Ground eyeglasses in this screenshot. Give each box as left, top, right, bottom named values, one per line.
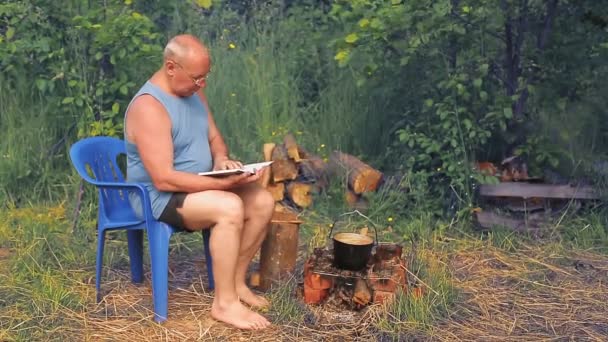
left=172, top=60, right=210, bottom=87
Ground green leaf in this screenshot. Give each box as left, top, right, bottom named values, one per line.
left=473, top=78, right=482, bottom=88
left=195, top=0, right=213, bottom=9
left=358, top=18, right=370, bottom=28
left=120, top=85, right=128, bottom=95
left=503, top=107, right=513, bottom=119
left=6, top=27, right=15, bottom=40
left=112, top=102, right=120, bottom=114
left=35, top=79, right=47, bottom=92
left=75, top=98, right=83, bottom=106
left=95, top=52, right=103, bottom=61
left=345, top=33, right=359, bottom=44
left=62, top=97, right=74, bottom=104
left=370, top=18, right=382, bottom=29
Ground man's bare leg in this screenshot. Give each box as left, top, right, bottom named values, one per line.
left=177, top=190, right=270, bottom=329
left=231, top=183, right=275, bottom=308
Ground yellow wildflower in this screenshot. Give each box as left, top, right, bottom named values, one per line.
left=229, top=43, right=236, bottom=49
left=387, top=217, right=393, bottom=222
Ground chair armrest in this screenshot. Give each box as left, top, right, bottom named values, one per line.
left=91, top=181, right=156, bottom=223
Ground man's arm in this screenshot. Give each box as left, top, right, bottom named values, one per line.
left=126, top=95, right=247, bottom=193
left=198, top=91, right=229, bottom=162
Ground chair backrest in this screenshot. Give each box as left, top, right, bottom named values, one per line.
left=69, top=136, right=131, bottom=216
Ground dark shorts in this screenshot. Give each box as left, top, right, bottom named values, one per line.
left=159, top=192, right=191, bottom=231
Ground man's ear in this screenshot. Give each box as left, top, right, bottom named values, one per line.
left=165, top=60, right=177, bottom=76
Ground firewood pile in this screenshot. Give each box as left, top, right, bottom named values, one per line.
left=258, top=133, right=384, bottom=211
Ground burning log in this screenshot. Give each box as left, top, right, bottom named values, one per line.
left=286, top=182, right=313, bottom=208
left=352, top=278, right=371, bottom=307
left=271, top=144, right=298, bottom=182
left=330, top=151, right=383, bottom=194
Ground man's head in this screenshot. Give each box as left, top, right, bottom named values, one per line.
left=163, top=34, right=211, bottom=97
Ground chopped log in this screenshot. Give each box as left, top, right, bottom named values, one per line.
left=271, top=144, right=298, bottom=182
left=344, top=189, right=369, bottom=210
left=267, top=182, right=285, bottom=201
left=297, top=147, right=330, bottom=190
left=352, top=278, right=371, bottom=307
left=259, top=211, right=301, bottom=291
left=263, top=143, right=276, bottom=161
left=287, top=182, right=313, bottom=208
left=475, top=211, right=545, bottom=233
left=283, top=133, right=301, bottom=162
left=258, top=143, right=276, bottom=188
left=330, top=151, right=383, bottom=194
left=479, top=182, right=600, bottom=200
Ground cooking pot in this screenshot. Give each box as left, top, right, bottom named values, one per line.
left=328, top=217, right=378, bottom=271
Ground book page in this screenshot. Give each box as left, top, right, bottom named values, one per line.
left=197, top=161, right=273, bottom=177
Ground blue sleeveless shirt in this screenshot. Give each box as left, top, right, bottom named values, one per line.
left=125, top=81, right=213, bottom=219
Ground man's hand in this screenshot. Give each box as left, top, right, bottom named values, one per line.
left=220, top=167, right=268, bottom=189
left=213, top=157, right=243, bottom=171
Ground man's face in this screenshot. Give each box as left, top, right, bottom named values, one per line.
left=167, top=54, right=211, bottom=97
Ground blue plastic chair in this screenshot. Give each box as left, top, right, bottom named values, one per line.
left=68, top=136, right=214, bottom=323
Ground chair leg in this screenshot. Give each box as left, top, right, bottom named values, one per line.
left=127, top=229, right=144, bottom=284
left=202, top=229, right=214, bottom=291
left=147, top=222, right=173, bottom=323
left=96, top=229, right=106, bottom=303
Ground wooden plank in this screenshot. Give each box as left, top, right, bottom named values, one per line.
left=479, top=182, right=599, bottom=200
left=475, top=211, right=544, bottom=233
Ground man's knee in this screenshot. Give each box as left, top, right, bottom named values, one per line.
left=216, top=193, right=245, bottom=226
left=253, top=188, right=275, bottom=217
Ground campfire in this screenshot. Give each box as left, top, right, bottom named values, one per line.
left=302, top=243, right=407, bottom=309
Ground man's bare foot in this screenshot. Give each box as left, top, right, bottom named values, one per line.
left=210, top=299, right=271, bottom=330
left=237, top=285, right=270, bottom=308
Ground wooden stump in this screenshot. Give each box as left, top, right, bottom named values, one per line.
left=259, top=206, right=302, bottom=291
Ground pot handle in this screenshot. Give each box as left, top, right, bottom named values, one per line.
left=327, top=210, right=379, bottom=246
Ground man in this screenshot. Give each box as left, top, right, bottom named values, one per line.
left=124, top=34, right=274, bottom=330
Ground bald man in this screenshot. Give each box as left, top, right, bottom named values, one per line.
left=124, top=34, right=273, bottom=330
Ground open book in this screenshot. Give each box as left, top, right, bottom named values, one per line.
left=197, top=161, right=273, bottom=177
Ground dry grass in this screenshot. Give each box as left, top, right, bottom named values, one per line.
left=429, top=241, right=608, bottom=341
left=3, top=236, right=608, bottom=341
